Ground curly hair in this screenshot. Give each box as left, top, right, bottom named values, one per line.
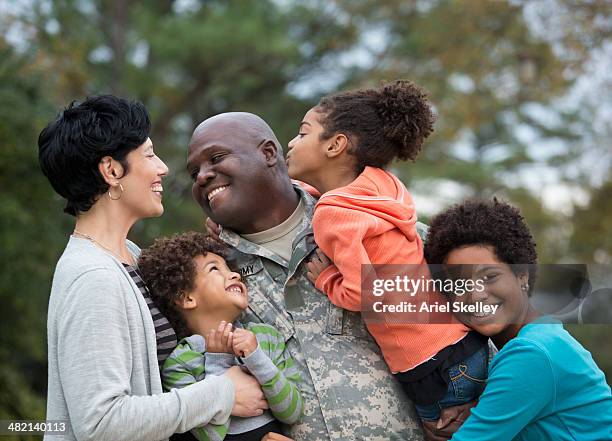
left=38, top=95, right=151, bottom=216
left=424, top=198, right=538, bottom=293
left=316, top=79, right=436, bottom=173
left=138, top=232, right=229, bottom=339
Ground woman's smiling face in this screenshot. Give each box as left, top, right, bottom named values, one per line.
left=445, top=245, right=530, bottom=341
left=119, top=138, right=168, bottom=220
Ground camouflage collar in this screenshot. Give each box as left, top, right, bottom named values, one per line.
left=219, top=184, right=316, bottom=266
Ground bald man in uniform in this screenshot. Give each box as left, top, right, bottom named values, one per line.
left=186, top=113, right=424, bottom=441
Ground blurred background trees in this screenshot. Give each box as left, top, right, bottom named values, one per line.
left=1, top=0, right=610, bottom=429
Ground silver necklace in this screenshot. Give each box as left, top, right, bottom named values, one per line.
left=73, top=229, right=134, bottom=265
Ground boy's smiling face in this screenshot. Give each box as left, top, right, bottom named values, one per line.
left=182, top=253, right=248, bottom=320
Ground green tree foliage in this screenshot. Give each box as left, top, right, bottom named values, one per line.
left=570, top=179, right=612, bottom=263
left=0, top=39, right=64, bottom=427
left=325, top=0, right=593, bottom=264
left=26, top=0, right=360, bottom=241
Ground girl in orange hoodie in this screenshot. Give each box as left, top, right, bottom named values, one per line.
left=286, top=80, right=489, bottom=423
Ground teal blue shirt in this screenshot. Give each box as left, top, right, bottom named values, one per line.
left=452, top=318, right=612, bottom=441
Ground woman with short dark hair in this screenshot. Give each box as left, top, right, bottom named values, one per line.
left=424, top=198, right=612, bottom=441
left=40, top=95, right=265, bottom=441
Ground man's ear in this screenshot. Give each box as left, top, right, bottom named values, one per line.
left=98, top=156, right=125, bottom=185
left=260, top=140, right=279, bottom=167
left=175, top=292, right=197, bottom=311
left=325, top=134, right=350, bottom=159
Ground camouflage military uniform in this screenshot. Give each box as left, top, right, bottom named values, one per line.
left=221, top=185, right=424, bottom=440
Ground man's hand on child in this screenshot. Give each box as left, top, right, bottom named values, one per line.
left=306, top=248, right=332, bottom=284
left=233, top=328, right=258, bottom=358
left=206, top=321, right=234, bottom=353
left=421, top=399, right=476, bottom=441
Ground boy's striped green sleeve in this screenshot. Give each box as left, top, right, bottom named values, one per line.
left=162, top=337, right=231, bottom=441
left=244, top=323, right=303, bottom=424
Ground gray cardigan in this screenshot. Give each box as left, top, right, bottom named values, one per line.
left=45, top=237, right=234, bottom=441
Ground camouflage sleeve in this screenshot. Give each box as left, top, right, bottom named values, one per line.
left=243, top=324, right=303, bottom=424
left=162, top=341, right=231, bottom=441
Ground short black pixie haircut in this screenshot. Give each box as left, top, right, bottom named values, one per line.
left=424, top=198, right=538, bottom=293
left=138, top=232, right=230, bottom=339
left=38, top=95, right=151, bottom=216
left=316, top=79, right=435, bottom=174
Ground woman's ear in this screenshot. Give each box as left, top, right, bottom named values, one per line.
left=260, top=140, right=279, bottom=167
left=98, top=156, right=125, bottom=185
left=518, top=272, right=530, bottom=293
left=325, top=134, right=349, bottom=159
left=175, top=292, right=197, bottom=311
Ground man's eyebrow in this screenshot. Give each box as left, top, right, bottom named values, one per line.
left=299, top=121, right=311, bottom=128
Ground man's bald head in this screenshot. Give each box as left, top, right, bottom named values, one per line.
left=190, top=112, right=283, bottom=155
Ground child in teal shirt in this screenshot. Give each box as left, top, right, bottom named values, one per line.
left=425, top=198, right=612, bottom=440
left=450, top=317, right=612, bottom=441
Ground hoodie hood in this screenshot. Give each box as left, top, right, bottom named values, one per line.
left=316, top=166, right=418, bottom=240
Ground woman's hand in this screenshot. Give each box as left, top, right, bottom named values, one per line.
left=233, top=328, right=258, bottom=358
left=306, top=248, right=333, bottom=284
left=421, top=400, right=476, bottom=441
left=206, top=321, right=234, bottom=353
left=260, top=433, right=295, bottom=441
left=223, top=366, right=268, bottom=417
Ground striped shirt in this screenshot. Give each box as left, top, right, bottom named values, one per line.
left=162, top=322, right=303, bottom=441
left=123, top=263, right=177, bottom=367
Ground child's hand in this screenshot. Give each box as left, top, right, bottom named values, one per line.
left=306, top=248, right=332, bottom=284
left=232, top=328, right=258, bottom=358
left=206, top=321, right=234, bottom=353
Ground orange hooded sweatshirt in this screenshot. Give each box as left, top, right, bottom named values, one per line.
left=313, top=166, right=469, bottom=373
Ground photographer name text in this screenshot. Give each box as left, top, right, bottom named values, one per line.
left=371, top=300, right=499, bottom=314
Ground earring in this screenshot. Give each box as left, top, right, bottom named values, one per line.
left=522, top=283, right=529, bottom=292
left=108, top=184, right=124, bottom=200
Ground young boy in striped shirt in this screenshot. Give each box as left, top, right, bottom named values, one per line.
left=138, top=232, right=302, bottom=441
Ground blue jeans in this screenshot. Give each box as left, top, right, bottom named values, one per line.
left=414, top=345, right=488, bottom=421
